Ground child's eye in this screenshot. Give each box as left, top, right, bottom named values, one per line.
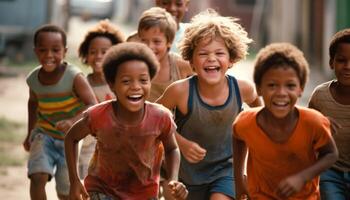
left=267, top=83, right=276, bottom=88
left=198, top=52, right=208, bottom=56
left=216, top=52, right=225, bottom=56
left=140, top=79, right=149, bottom=84
left=287, top=83, right=297, bottom=89
left=335, top=58, right=346, bottom=63
left=121, top=79, right=130, bottom=84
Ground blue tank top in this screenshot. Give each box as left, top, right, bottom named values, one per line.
left=175, top=75, right=242, bottom=185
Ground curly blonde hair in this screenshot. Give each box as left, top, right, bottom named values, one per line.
left=179, top=9, right=252, bottom=63
left=253, top=43, right=309, bottom=89
left=79, top=19, right=125, bottom=64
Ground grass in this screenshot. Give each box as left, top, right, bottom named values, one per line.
left=0, top=117, right=26, bottom=167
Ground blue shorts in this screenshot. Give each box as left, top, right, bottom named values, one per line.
left=320, top=168, right=350, bottom=200
left=27, top=128, right=69, bottom=195
left=185, top=176, right=235, bottom=200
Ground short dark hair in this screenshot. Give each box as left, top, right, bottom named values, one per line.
left=329, top=28, right=350, bottom=62
left=79, top=20, right=125, bottom=64
left=253, top=43, right=309, bottom=89
left=103, top=42, right=159, bottom=84
left=34, top=24, right=66, bottom=47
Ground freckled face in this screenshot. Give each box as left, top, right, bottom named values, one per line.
left=191, top=37, right=233, bottom=85
left=34, top=32, right=67, bottom=72
left=257, top=66, right=303, bottom=119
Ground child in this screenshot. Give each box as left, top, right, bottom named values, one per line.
left=308, top=29, right=350, bottom=199
left=156, top=9, right=261, bottom=200
left=233, top=43, right=339, bottom=199
left=77, top=19, right=125, bottom=179
left=22, top=24, right=97, bottom=200
left=155, top=0, right=190, bottom=53
left=138, top=6, right=193, bottom=102
left=65, top=42, right=188, bottom=200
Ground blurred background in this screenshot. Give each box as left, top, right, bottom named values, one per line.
left=0, top=0, right=349, bottom=199
left=0, top=0, right=349, bottom=75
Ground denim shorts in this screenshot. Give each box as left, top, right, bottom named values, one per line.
left=184, top=176, right=235, bottom=200
left=320, top=168, right=350, bottom=200
left=27, top=128, right=69, bottom=195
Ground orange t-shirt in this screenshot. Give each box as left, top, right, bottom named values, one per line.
left=233, top=106, right=331, bottom=200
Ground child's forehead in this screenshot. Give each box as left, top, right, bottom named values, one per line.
left=262, top=65, right=299, bottom=79
left=36, top=32, right=64, bottom=45
left=139, top=26, right=166, bottom=35
left=335, top=43, right=350, bottom=54
left=195, top=36, right=226, bottom=48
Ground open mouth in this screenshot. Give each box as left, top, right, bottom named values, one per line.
left=204, top=66, right=220, bottom=72
left=127, top=94, right=143, bottom=102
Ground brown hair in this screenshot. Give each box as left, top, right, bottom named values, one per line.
left=79, top=20, right=125, bottom=64
left=138, top=7, right=177, bottom=44
left=103, top=42, right=159, bottom=84
left=329, top=28, right=350, bottom=63
left=253, top=43, right=309, bottom=89
left=34, top=24, right=66, bottom=47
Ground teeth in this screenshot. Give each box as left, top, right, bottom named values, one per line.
left=129, top=94, right=142, bottom=98
left=274, top=102, right=288, bottom=106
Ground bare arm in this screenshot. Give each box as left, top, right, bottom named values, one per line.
left=233, top=127, right=249, bottom=199
left=23, top=89, right=38, bottom=152
left=56, top=73, right=97, bottom=133
left=64, top=115, right=91, bottom=200
left=156, top=80, right=206, bottom=163
left=276, top=137, right=338, bottom=198
left=237, top=79, right=262, bottom=107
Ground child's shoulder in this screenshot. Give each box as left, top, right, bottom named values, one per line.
left=170, top=52, right=193, bottom=78
left=234, top=107, right=261, bottom=126
left=145, top=101, right=173, bottom=117
left=26, top=65, right=41, bottom=83
left=313, top=80, right=333, bottom=92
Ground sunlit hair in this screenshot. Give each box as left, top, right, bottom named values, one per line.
left=179, top=9, right=252, bottom=64
left=253, top=43, right=309, bottom=89
left=34, top=24, right=66, bottom=47
left=103, top=42, right=159, bottom=84
left=138, top=7, right=177, bottom=44
left=329, top=28, right=350, bottom=62
left=79, top=19, right=125, bottom=64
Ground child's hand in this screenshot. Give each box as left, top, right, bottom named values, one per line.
left=56, top=119, right=73, bottom=133
left=276, top=174, right=305, bottom=198
left=69, top=180, right=89, bottom=200
left=179, top=140, right=206, bottom=163
left=168, top=180, right=188, bottom=200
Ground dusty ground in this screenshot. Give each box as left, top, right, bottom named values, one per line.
left=0, top=72, right=58, bottom=199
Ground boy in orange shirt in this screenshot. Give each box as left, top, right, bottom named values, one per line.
left=233, top=43, right=338, bottom=199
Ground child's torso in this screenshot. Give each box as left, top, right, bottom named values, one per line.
left=26, top=64, right=85, bottom=139
left=175, top=75, right=242, bottom=185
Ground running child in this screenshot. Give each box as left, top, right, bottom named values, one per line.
left=65, top=42, right=188, bottom=200
left=77, top=19, right=125, bottom=179
left=23, top=24, right=97, bottom=200
left=308, top=28, right=350, bottom=200
left=157, top=9, right=261, bottom=200
left=138, top=6, right=193, bottom=102
left=233, top=43, right=338, bottom=199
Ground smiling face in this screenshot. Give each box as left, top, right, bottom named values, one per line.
left=139, top=27, right=170, bottom=62
left=156, top=0, right=188, bottom=26
left=191, top=36, right=233, bottom=85
left=34, top=32, right=67, bottom=72
left=258, top=66, right=303, bottom=119
left=330, top=43, right=350, bottom=86
left=110, top=60, right=151, bottom=113
left=87, top=36, right=113, bottom=73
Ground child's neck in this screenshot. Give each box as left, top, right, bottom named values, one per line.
left=153, top=54, right=170, bottom=83
left=257, top=107, right=299, bottom=143
left=197, top=77, right=229, bottom=106
left=331, top=80, right=350, bottom=105
left=89, top=71, right=106, bottom=85
left=38, top=63, right=66, bottom=85
left=112, top=101, right=145, bottom=126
